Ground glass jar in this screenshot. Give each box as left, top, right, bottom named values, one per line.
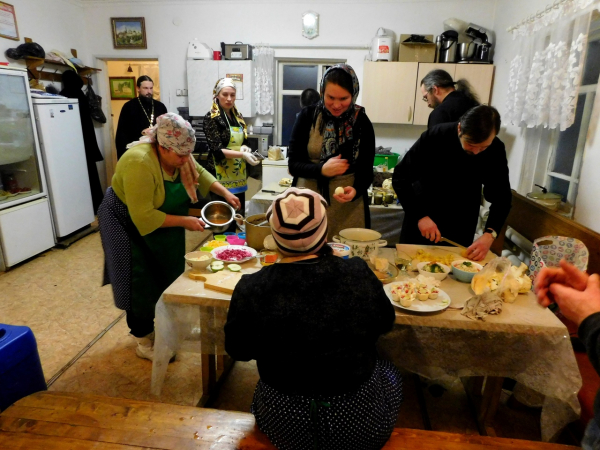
left=258, top=250, right=278, bottom=266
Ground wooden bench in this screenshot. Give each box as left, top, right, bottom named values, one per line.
left=491, top=190, right=600, bottom=437
left=0, top=391, right=580, bottom=449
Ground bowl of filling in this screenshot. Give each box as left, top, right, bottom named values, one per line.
left=184, top=251, right=213, bottom=270
left=417, top=261, right=451, bottom=281
left=211, top=245, right=257, bottom=263
left=451, top=260, right=483, bottom=283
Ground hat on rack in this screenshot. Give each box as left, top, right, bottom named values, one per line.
left=5, top=42, right=45, bottom=60
left=266, top=187, right=328, bottom=256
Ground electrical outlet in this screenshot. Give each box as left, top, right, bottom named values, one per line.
left=182, top=89, right=188, bottom=96
left=176, top=89, right=182, bottom=96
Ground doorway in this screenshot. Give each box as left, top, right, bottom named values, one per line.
left=97, top=58, right=161, bottom=185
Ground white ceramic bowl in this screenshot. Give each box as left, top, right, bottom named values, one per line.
left=417, top=261, right=450, bottom=281
left=451, top=260, right=483, bottom=283
left=184, top=251, right=212, bottom=270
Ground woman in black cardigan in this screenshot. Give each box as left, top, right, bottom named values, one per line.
left=288, top=64, right=375, bottom=238
left=203, top=78, right=260, bottom=218
left=225, top=188, right=402, bottom=450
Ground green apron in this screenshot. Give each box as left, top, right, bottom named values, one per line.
left=129, top=174, right=190, bottom=321
left=214, top=118, right=247, bottom=194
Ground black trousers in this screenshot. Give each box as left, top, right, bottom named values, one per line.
left=126, top=309, right=155, bottom=338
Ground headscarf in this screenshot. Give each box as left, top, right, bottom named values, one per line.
left=266, top=188, right=328, bottom=256
left=209, top=78, right=248, bottom=139
left=314, top=64, right=364, bottom=163
left=127, top=112, right=200, bottom=202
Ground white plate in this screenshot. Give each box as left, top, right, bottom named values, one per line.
left=211, top=245, right=257, bottom=263
left=384, top=282, right=452, bottom=313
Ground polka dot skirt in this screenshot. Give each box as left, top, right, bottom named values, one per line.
left=251, top=359, right=403, bottom=450
left=98, top=187, right=132, bottom=310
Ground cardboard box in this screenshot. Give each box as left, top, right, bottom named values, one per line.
left=398, top=34, right=436, bottom=63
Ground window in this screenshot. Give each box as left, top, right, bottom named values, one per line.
left=276, top=61, right=340, bottom=146
left=519, top=14, right=600, bottom=217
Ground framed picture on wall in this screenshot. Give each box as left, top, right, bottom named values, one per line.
left=109, top=77, right=136, bottom=100
left=0, top=2, right=19, bottom=41
left=111, top=17, right=146, bottom=49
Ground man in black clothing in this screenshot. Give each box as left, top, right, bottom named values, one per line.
left=421, top=69, right=479, bottom=128
left=115, top=75, right=167, bottom=159
left=392, top=105, right=511, bottom=261
left=535, top=260, right=600, bottom=449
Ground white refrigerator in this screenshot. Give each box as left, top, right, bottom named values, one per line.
left=32, top=98, right=94, bottom=239
left=0, top=67, right=55, bottom=270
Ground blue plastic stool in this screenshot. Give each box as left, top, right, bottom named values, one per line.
left=0, top=324, right=47, bottom=411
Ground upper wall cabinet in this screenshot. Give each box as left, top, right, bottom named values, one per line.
left=362, top=62, right=495, bottom=126
left=187, top=60, right=255, bottom=118
left=362, top=62, right=418, bottom=124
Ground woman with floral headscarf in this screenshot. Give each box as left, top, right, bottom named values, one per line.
left=288, top=64, right=375, bottom=238
left=204, top=78, right=260, bottom=221
left=98, top=113, right=240, bottom=361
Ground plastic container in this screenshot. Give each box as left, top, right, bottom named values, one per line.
left=328, top=243, right=351, bottom=259
left=373, top=153, right=399, bottom=170
left=0, top=324, right=47, bottom=411
left=214, top=235, right=227, bottom=241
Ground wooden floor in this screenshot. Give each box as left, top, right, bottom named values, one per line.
left=0, top=392, right=581, bottom=450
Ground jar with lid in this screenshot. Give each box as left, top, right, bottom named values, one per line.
left=3, top=173, right=18, bottom=193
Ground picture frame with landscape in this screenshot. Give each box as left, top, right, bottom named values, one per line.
left=109, top=77, right=136, bottom=100
left=111, top=17, right=146, bottom=49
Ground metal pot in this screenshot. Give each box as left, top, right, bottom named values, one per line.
left=201, top=201, right=235, bottom=233
left=458, top=42, right=476, bottom=61
left=332, top=228, right=387, bottom=260
left=245, top=213, right=272, bottom=251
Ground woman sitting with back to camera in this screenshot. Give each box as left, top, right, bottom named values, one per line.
left=288, top=64, right=375, bottom=238
left=224, top=187, right=402, bottom=450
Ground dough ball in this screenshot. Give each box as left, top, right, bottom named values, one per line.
left=334, top=186, right=345, bottom=196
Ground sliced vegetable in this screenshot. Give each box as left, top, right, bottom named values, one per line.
left=227, top=264, right=242, bottom=272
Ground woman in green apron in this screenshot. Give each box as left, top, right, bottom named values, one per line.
left=204, top=78, right=261, bottom=224
left=100, top=113, right=240, bottom=361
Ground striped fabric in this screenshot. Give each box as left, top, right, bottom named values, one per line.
left=266, top=188, right=328, bottom=256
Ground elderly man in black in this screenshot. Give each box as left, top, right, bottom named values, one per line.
left=392, top=105, right=511, bottom=261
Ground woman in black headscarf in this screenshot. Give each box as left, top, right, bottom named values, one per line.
left=288, top=64, right=375, bottom=239
left=60, top=70, right=104, bottom=214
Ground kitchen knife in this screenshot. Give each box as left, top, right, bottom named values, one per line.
left=440, top=236, right=467, bottom=250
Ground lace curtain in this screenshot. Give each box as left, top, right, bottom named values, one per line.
left=505, top=1, right=597, bottom=131
left=253, top=45, right=274, bottom=115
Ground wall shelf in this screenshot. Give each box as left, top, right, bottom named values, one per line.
left=24, top=53, right=101, bottom=85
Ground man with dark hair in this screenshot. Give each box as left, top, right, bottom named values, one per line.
left=392, top=105, right=511, bottom=261
left=421, top=69, right=479, bottom=128
left=300, top=88, right=320, bottom=108
left=115, top=75, right=167, bottom=159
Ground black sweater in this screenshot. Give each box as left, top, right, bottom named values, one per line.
left=288, top=105, right=375, bottom=202
left=115, top=98, right=167, bottom=159
left=428, top=90, right=479, bottom=128
left=392, top=122, right=512, bottom=247
left=224, top=255, right=395, bottom=396
left=578, top=312, right=600, bottom=426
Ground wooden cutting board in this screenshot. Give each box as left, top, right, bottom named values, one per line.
left=188, top=271, right=243, bottom=294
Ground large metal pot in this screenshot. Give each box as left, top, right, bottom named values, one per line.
left=245, top=213, right=272, bottom=251
left=201, top=201, right=235, bottom=234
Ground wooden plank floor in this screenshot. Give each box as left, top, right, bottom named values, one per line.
left=0, top=392, right=581, bottom=450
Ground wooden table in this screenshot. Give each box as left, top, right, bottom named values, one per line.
left=150, top=244, right=581, bottom=441
left=381, top=244, right=581, bottom=442
left=0, top=391, right=578, bottom=449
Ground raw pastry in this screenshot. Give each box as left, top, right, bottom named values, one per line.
left=334, top=186, right=345, bottom=196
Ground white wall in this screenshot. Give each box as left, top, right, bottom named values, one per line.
left=492, top=0, right=600, bottom=233
left=81, top=0, right=496, bottom=163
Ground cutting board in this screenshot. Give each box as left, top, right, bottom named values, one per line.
left=396, top=243, right=495, bottom=272
left=188, top=271, right=243, bottom=294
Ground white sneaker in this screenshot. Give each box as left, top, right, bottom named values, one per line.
left=134, top=332, right=155, bottom=361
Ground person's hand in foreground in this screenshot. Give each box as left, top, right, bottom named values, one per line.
left=332, top=186, right=356, bottom=203
left=321, top=154, right=349, bottom=178
left=535, top=259, right=590, bottom=307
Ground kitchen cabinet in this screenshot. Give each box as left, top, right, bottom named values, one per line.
left=187, top=60, right=254, bottom=118
left=361, top=62, right=418, bottom=124
left=362, top=62, right=495, bottom=126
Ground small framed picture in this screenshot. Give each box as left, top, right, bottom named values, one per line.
left=0, top=2, right=19, bottom=41
left=111, top=17, right=146, bottom=49
left=109, top=77, right=136, bottom=100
